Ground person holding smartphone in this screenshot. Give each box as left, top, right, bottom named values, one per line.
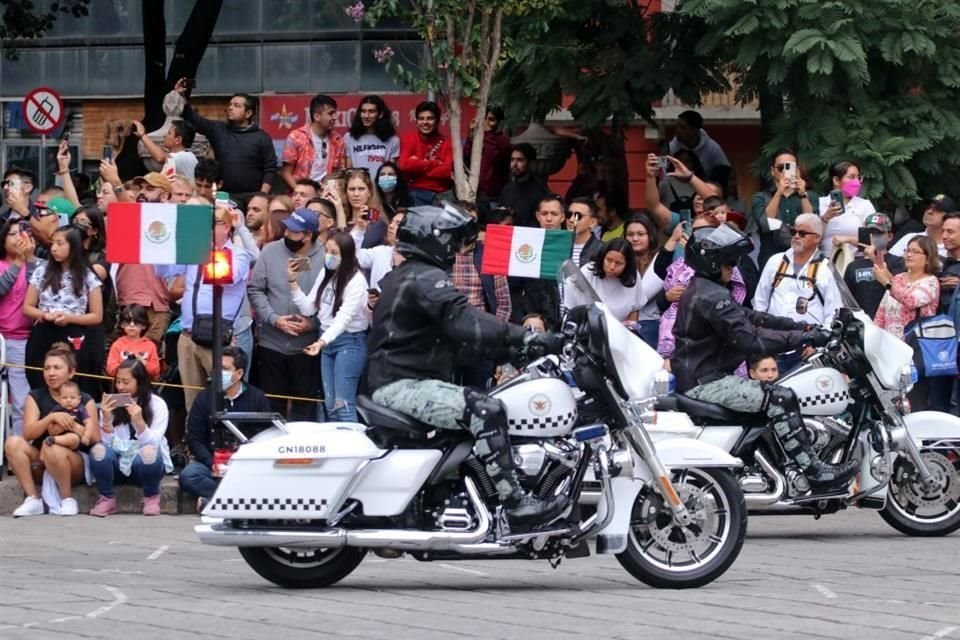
left=343, top=168, right=387, bottom=248
left=842, top=213, right=905, bottom=317
left=818, top=160, right=876, bottom=256
left=0, top=217, right=38, bottom=437
left=89, top=359, right=172, bottom=517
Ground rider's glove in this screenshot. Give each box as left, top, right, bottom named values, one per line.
left=523, top=331, right=565, bottom=357
left=801, top=328, right=833, bottom=348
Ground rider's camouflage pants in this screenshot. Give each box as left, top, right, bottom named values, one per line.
left=372, top=379, right=518, bottom=502
left=685, top=377, right=805, bottom=461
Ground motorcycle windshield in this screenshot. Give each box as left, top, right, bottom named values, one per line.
left=825, top=259, right=862, bottom=312
left=559, top=259, right=602, bottom=305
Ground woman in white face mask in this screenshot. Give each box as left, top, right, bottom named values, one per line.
left=374, top=161, right=412, bottom=221
left=288, top=232, right=370, bottom=422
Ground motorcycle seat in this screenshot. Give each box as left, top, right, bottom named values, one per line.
left=655, top=394, right=757, bottom=424
left=356, top=395, right=436, bottom=438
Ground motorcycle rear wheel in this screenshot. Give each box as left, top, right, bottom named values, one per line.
left=880, top=448, right=960, bottom=537
left=239, top=546, right=366, bottom=588
left=616, top=467, right=747, bottom=589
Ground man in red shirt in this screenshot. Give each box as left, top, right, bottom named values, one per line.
left=399, top=101, right=453, bottom=206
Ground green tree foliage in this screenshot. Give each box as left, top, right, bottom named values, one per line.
left=681, top=0, right=960, bottom=203
left=1, top=0, right=90, bottom=60
left=366, top=0, right=563, bottom=200
left=493, top=3, right=729, bottom=133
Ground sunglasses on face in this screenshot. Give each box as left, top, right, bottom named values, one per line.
left=791, top=229, right=819, bottom=238
left=31, top=209, right=57, bottom=219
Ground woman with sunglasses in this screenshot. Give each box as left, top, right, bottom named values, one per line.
left=344, top=168, right=388, bottom=248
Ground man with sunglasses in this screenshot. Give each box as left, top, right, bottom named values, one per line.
left=1, top=167, right=36, bottom=223
left=753, top=213, right=842, bottom=372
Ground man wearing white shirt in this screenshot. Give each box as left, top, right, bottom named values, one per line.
left=890, top=194, right=955, bottom=259
left=754, top=213, right=842, bottom=327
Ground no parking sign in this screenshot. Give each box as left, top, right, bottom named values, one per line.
left=22, top=87, right=64, bottom=135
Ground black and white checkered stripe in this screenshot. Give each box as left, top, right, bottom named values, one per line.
left=508, top=410, right=576, bottom=431
left=799, top=391, right=849, bottom=408
left=210, top=497, right=327, bottom=512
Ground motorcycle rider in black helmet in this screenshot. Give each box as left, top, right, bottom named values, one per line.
left=367, top=203, right=569, bottom=527
left=673, top=224, right=859, bottom=492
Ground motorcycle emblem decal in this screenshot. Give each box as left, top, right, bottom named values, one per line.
left=515, top=243, right=537, bottom=264
left=528, top=394, right=551, bottom=416
left=939, top=350, right=950, bottom=362
left=815, top=375, right=834, bottom=392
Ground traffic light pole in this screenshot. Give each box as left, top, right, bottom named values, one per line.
left=211, top=282, right=224, bottom=449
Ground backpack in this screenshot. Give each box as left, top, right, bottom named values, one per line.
left=904, top=315, right=959, bottom=378
left=772, top=254, right=825, bottom=306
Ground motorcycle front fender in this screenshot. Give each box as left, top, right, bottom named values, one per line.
left=903, top=411, right=960, bottom=446
left=595, top=437, right=742, bottom=554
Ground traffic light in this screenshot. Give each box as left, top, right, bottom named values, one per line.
left=203, top=247, right=234, bottom=285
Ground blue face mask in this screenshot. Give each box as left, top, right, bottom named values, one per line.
left=221, top=370, right=236, bottom=390
left=377, top=175, right=398, bottom=192
left=324, top=254, right=341, bottom=271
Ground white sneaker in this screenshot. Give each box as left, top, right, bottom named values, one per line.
left=12, top=496, right=45, bottom=517
left=58, top=498, right=79, bottom=516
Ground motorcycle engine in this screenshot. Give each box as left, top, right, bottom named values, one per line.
left=512, top=437, right=582, bottom=498
left=803, top=417, right=851, bottom=458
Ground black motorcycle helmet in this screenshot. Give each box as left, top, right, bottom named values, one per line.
left=396, top=203, right=479, bottom=269
left=685, top=224, right=753, bottom=280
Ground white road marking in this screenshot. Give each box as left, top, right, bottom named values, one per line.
left=72, top=568, right=144, bottom=575
left=147, top=545, right=170, bottom=560
left=86, top=585, right=128, bottom=619
left=437, top=563, right=488, bottom=577
left=812, top=584, right=837, bottom=599
left=49, top=616, right=81, bottom=624
left=921, top=627, right=957, bottom=640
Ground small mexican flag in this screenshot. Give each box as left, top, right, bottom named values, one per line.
left=481, top=224, right=573, bottom=279
left=106, top=202, right=213, bottom=265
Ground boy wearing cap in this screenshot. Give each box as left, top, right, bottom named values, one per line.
left=30, top=196, right=76, bottom=258
left=890, top=194, right=955, bottom=259
left=843, top=213, right=905, bottom=317
left=247, top=207, right=324, bottom=420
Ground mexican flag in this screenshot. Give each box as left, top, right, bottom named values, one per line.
left=106, top=202, right=213, bottom=265
left=481, top=224, right=573, bottom=279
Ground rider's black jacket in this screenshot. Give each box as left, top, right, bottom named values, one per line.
left=673, top=276, right=807, bottom=393
left=367, top=258, right=527, bottom=390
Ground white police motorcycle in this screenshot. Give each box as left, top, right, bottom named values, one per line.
left=644, top=269, right=960, bottom=536
left=195, top=264, right=748, bottom=589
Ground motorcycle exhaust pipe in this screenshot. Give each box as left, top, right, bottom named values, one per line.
left=196, top=477, right=491, bottom=550
left=743, top=451, right=786, bottom=507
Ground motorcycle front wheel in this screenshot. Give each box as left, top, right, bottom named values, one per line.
left=239, top=546, right=366, bottom=588
left=880, top=447, right=960, bottom=537
left=616, top=467, right=747, bottom=589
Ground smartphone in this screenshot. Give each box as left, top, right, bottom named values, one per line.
left=102, top=145, right=113, bottom=161
left=289, top=256, right=310, bottom=272
left=829, top=190, right=845, bottom=213
left=367, top=287, right=379, bottom=295
left=656, top=156, right=670, bottom=173
left=103, top=393, right=133, bottom=407
left=872, top=234, right=888, bottom=252
left=368, top=207, right=381, bottom=223
left=679, top=208, right=692, bottom=232
left=60, top=130, right=71, bottom=142
left=857, top=227, right=872, bottom=247
left=783, top=161, right=796, bottom=181
left=18, top=220, right=31, bottom=236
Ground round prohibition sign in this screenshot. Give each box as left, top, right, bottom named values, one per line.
left=22, top=87, right=64, bottom=135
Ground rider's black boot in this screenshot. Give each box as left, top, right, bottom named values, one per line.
left=464, top=389, right=569, bottom=528
left=766, top=387, right=858, bottom=492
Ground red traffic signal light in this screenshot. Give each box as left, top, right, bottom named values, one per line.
left=202, top=247, right=234, bottom=285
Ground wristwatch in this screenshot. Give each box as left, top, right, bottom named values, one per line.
left=797, top=191, right=808, bottom=199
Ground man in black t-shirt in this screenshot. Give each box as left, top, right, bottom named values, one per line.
left=843, top=213, right=904, bottom=318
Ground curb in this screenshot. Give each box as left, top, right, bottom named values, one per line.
left=0, top=476, right=197, bottom=515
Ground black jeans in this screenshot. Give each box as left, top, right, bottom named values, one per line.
left=26, top=321, right=105, bottom=398
left=257, top=347, right=321, bottom=421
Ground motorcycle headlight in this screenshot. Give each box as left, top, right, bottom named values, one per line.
left=898, top=364, right=917, bottom=392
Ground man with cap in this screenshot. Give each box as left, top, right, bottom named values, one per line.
left=132, top=172, right=172, bottom=203
left=843, top=213, right=905, bottom=318
left=890, top=194, right=955, bottom=259
left=29, top=196, right=77, bottom=260
left=247, top=207, right=324, bottom=420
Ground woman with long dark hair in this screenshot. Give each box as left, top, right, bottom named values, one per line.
left=564, top=238, right=644, bottom=323
left=89, top=358, right=172, bottom=516
left=289, top=232, right=369, bottom=422
left=818, top=159, right=875, bottom=254
left=70, top=205, right=115, bottom=339
left=374, top=160, right=412, bottom=220
left=23, top=225, right=104, bottom=397
left=345, top=95, right=400, bottom=178
left=623, top=214, right=665, bottom=348
left=0, top=217, right=38, bottom=436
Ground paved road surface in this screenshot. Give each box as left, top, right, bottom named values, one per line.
left=0, top=511, right=957, bottom=640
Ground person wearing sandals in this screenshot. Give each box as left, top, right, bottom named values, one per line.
left=89, top=358, right=172, bottom=517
